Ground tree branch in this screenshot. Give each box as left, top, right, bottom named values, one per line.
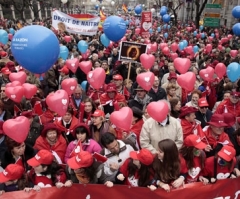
left=198, top=0, right=208, bottom=16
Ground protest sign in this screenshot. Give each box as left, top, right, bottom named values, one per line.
left=140, top=11, right=152, bottom=38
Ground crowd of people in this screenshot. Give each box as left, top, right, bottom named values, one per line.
left=0, top=13, right=239, bottom=196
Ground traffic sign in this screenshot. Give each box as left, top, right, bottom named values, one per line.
left=205, top=4, right=221, bottom=8
left=204, top=18, right=220, bottom=27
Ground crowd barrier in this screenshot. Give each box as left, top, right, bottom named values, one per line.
left=3, top=178, right=240, bottom=199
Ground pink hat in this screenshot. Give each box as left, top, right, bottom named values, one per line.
left=58, top=66, right=69, bottom=75
left=130, top=149, right=154, bottom=165
left=27, top=150, right=54, bottom=166
left=184, top=134, right=207, bottom=149
left=67, top=151, right=93, bottom=170
left=0, top=164, right=24, bottom=183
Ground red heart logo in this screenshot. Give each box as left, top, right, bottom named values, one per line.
left=110, top=107, right=133, bottom=131
left=199, top=67, right=214, bottom=82
left=5, top=86, right=24, bottom=103
left=147, top=101, right=169, bottom=122
left=65, top=58, right=79, bottom=73
left=3, top=116, right=30, bottom=143
left=9, top=71, right=27, bottom=84
left=136, top=72, right=155, bottom=91
left=174, top=58, right=191, bottom=74
left=64, top=35, right=71, bottom=43
left=215, top=63, right=226, bottom=79
left=87, top=68, right=106, bottom=90
left=177, top=72, right=196, bottom=91
left=79, top=61, right=92, bottom=74
left=140, top=53, right=155, bottom=70
left=6, top=81, right=21, bottom=88
left=22, top=83, right=37, bottom=99
left=46, top=90, right=69, bottom=116
left=61, top=78, right=78, bottom=95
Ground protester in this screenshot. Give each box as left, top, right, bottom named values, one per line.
left=169, top=97, right=181, bottom=118
left=79, top=97, right=96, bottom=125
left=185, top=90, right=202, bottom=108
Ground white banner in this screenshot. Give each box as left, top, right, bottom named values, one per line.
left=52, top=10, right=100, bottom=36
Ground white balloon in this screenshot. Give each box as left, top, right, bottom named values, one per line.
left=91, top=0, right=97, bottom=2
left=111, top=1, right=115, bottom=5
left=151, top=8, right=155, bottom=13
left=102, top=6, right=105, bottom=10
left=61, top=0, right=68, bottom=4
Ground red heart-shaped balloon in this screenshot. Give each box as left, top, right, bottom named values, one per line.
left=61, top=78, right=78, bottom=95
left=205, top=44, right=212, bottom=53
left=87, top=68, right=106, bottom=89
left=5, top=86, right=24, bottom=103
left=170, top=53, right=178, bottom=60
left=81, top=49, right=91, bottom=60
left=159, top=43, right=168, bottom=50
left=184, top=46, right=193, bottom=55
left=22, top=83, right=37, bottom=99
left=6, top=81, right=21, bottom=88
left=215, top=63, right=226, bottom=79
left=170, top=42, right=178, bottom=52
left=79, top=61, right=92, bottom=74
left=110, top=107, right=133, bottom=131
left=3, top=116, right=30, bottom=143
left=162, top=47, right=170, bottom=56
left=64, top=35, right=71, bottom=43
left=147, top=101, right=169, bottom=122
left=177, top=72, right=196, bottom=91
left=65, top=58, right=79, bottom=73
left=136, top=72, right=155, bottom=91
left=199, top=67, right=214, bottom=82
left=174, top=58, right=191, bottom=74
left=135, top=28, right=140, bottom=34
left=230, top=50, right=238, bottom=58
left=9, top=71, right=27, bottom=84
left=140, top=53, right=155, bottom=70
left=46, top=90, right=69, bottom=116
left=150, top=42, right=158, bottom=53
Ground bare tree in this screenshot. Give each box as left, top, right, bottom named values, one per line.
left=195, top=0, right=208, bottom=29
left=168, top=0, right=183, bottom=26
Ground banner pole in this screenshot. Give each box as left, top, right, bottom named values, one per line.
left=126, top=62, right=132, bottom=85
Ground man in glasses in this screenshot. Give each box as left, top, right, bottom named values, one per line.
left=195, top=98, right=213, bottom=128
left=215, top=91, right=240, bottom=117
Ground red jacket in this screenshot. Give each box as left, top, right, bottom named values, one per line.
left=180, top=119, right=205, bottom=140
left=39, top=109, right=55, bottom=125
left=54, top=116, right=79, bottom=136
left=215, top=98, right=240, bottom=117
left=34, top=135, right=67, bottom=163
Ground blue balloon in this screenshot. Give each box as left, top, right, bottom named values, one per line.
left=103, top=16, right=127, bottom=42
left=78, top=40, right=88, bottom=53
left=128, top=8, right=131, bottom=12
left=162, top=14, right=170, bottom=23
left=178, top=42, right=185, bottom=51
left=201, top=33, right=205, bottom=39
left=193, top=31, right=197, bottom=36
left=167, top=25, right=171, bottom=29
left=59, top=46, right=69, bottom=60
left=100, top=33, right=110, bottom=47
left=160, top=8, right=167, bottom=16
left=11, top=25, right=59, bottom=74
left=233, top=23, right=240, bottom=36
left=157, top=27, right=161, bottom=32
left=81, top=81, right=88, bottom=92
left=163, top=24, right=167, bottom=29
left=0, top=30, right=8, bottom=45
left=161, top=6, right=168, bottom=11
left=193, top=45, right=199, bottom=53
left=95, top=5, right=99, bottom=10
left=211, top=33, right=215, bottom=37
left=125, top=20, right=129, bottom=25
left=200, top=25, right=204, bottom=31
left=182, top=40, right=188, bottom=47
left=149, top=28, right=153, bottom=34
left=134, top=5, right=142, bottom=14
left=232, top=6, right=240, bottom=18
left=9, top=28, right=15, bottom=35
left=164, top=33, right=168, bottom=38
left=227, top=62, right=240, bottom=82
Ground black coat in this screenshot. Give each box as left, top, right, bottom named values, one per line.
left=195, top=110, right=213, bottom=128
left=148, top=87, right=167, bottom=102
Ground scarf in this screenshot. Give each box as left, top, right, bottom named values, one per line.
left=134, top=95, right=152, bottom=106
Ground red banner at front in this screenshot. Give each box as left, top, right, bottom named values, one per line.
left=140, top=11, right=152, bottom=38
left=2, top=178, right=240, bottom=199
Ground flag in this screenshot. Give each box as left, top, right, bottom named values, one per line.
left=100, top=9, right=106, bottom=20
left=122, top=4, right=128, bottom=13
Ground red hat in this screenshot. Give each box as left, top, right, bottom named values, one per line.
left=27, top=150, right=54, bottom=167
left=184, top=134, right=207, bottom=149
left=218, top=145, right=236, bottom=162
left=58, top=66, right=69, bottom=75
left=223, top=113, right=236, bottom=128
left=212, top=60, right=219, bottom=67
left=21, top=110, right=33, bottom=118
left=104, top=49, right=111, bottom=55
left=0, top=164, right=24, bottom=183
left=168, top=72, right=177, bottom=80
left=1, top=67, right=11, bottom=75
left=198, top=98, right=209, bottom=107
left=179, top=106, right=198, bottom=119
left=67, top=151, right=93, bottom=170
left=106, top=83, right=117, bottom=92
left=92, top=109, right=105, bottom=117
left=130, top=149, right=154, bottom=165
left=0, top=121, right=4, bottom=134
left=230, top=91, right=240, bottom=97
left=207, top=114, right=228, bottom=127
left=41, top=123, right=61, bottom=136
left=0, top=51, right=8, bottom=58
left=113, top=74, right=123, bottom=80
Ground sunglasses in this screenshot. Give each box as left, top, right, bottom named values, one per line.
left=200, top=106, right=208, bottom=109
